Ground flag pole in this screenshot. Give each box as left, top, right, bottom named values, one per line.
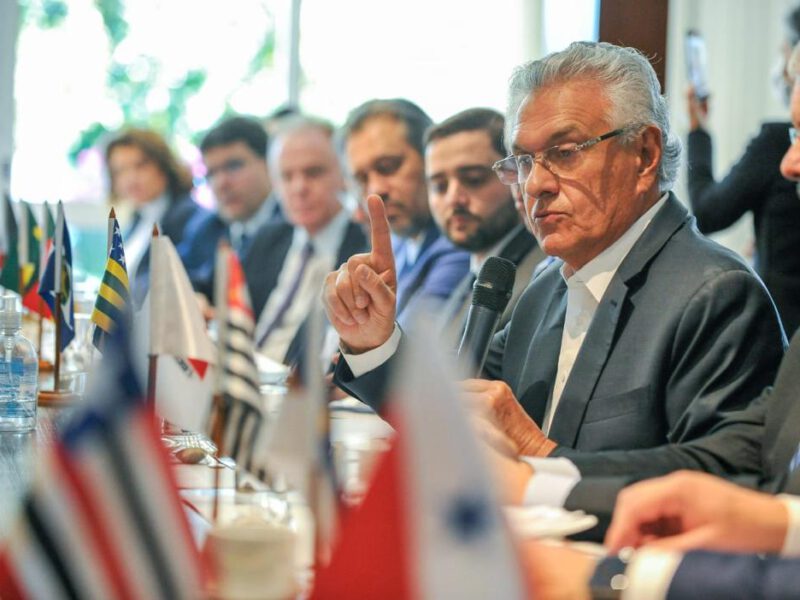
left=17, top=200, right=27, bottom=296
left=211, top=242, right=230, bottom=523
left=52, top=202, right=64, bottom=392
left=146, top=224, right=160, bottom=408
left=37, top=202, right=53, bottom=372
left=106, top=207, right=115, bottom=257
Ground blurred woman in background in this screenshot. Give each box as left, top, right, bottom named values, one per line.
left=105, top=128, right=206, bottom=303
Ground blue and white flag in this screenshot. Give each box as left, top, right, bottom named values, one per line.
left=38, top=201, right=74, bottom=352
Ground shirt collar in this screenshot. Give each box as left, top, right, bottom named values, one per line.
left=561, top=193, right=668, bottom=303
left=401, top=229, right=428, bottom=266
left=469, top=225, right=521, bottom=275
left=229, top=195, right=276, bottom=241
left=138, top=193, right=170, bottom=223
left=292, top=206, right=349, bottom=258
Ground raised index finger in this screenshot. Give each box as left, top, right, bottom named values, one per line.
left=366, top=194, right=394, bottom=273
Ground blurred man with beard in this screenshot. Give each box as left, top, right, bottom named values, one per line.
left=424, top=108, right=546, bottom=346
left=341, top=99, right=470, bottom=323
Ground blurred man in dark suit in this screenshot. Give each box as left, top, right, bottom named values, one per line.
left=180, top=115, right=282, bottom=300
left=247, top=116, right=367, bottom=366
left=424, top=108, right=546, bottom=347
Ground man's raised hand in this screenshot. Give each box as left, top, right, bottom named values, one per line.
left=323, top=195, right=398, bottom=353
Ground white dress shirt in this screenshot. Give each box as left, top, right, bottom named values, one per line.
left=522, top=194, right=668, bottom=505
left=228, top=194, right=278, bottom=252
left=544, top=194, right=668, bottom=434
left=394, top=229, right=426, bottom=276
left=255, top=208, right=349, bottom=363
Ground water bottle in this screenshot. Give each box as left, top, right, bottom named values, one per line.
left=0, top=296, right=38, bottom=432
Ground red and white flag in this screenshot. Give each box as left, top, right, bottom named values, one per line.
left=138, top=236, right=216, bottom=430
left=148, top=235, right=216, bottom=376
left=210, top=245, right=264, bottom=471
left=311, top=322, right=530, bottom=599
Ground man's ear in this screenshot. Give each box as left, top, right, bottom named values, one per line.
left=635, top=125, right=662, bottom=192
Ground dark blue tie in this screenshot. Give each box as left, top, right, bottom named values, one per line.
left=237, top=232, right=253, bottom=259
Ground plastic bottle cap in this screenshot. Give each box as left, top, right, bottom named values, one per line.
left=0, top=295, right=21, bottom=332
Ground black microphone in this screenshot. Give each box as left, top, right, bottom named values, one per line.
left=457, top=256, right=516, bottom=376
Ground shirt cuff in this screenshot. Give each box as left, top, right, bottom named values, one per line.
left=341, top=324, right=402, bottom=378
left=519, top=457, right=581, bottom=507
left=622, top=549, right=683, bottom=600
left=778, top=494, right=800, bottom=557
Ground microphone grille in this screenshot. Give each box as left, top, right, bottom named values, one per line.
left=472, top=257, right=516, bottom=311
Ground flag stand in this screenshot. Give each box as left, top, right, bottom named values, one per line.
left=208, top=392, right=225, bottom=523
left=37, top=302, right=53, bottom=373
left=38, top=292, right=79, bottom=405
left=37, top=202, right=54, bottom=372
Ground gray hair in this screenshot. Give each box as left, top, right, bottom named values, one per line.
left=267, top=114, right=336, bottom=168
left=505, top=41, right=681, bottom=193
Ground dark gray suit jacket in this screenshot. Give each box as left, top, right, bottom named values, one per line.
left=244, top=218, right=368, bottom=365
left=336, top=194, right=785, bottom=488
left=569, top=327, right=800, bottom=540
left=243, top=220, right=365, bottom=319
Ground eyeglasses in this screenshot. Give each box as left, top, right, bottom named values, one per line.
left=790, top=127, right=799, bottom=145
left=492, top=126, right=636, bottom=185
left=205, top=157, right=248, bottom=181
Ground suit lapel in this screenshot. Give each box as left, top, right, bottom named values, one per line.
left=517, top=279, right=567, bottom=426
left=762, top=333, right=800, bottom=491
left=546, top=194, right=690, bottom=446
left=441, top=274, right=475, bottom=346
left=547, top=277, right=627, bottom=445
left=395, top=223, right=440, bottom=313
left=500, top=224, right=537, bottom=266
left=245, top=224, right=293, bottom=318
left=335, top=221, right=369, bottom=265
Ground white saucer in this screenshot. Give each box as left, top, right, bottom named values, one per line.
left=504, top=505, right=598, bottom=539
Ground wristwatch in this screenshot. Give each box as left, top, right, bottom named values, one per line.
left=589, top=554, right=630, bottom=600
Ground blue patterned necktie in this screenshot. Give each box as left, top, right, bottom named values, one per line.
left=236, top=232, right=252, bottom=259
left=256, top=241, right=315, bottom=348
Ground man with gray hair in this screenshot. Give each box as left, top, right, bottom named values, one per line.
left=323, top=41, right=785, bottom=509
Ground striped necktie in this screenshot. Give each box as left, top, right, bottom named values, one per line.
left=256, top=241, right=315, bottom=348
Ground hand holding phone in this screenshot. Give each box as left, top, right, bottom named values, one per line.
left=685, top=30, right=710, bottom=100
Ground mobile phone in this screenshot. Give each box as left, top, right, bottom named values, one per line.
left=685, top=30, right=710, bottom=100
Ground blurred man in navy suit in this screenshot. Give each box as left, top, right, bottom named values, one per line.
left=180, top=115, right=283, bottom=300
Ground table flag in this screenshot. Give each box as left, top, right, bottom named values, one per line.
left=38, top=201, right=74, bottom=352
left=311, top=319, right=530, bottom=599
left=0, top=324, right=207, bottom=599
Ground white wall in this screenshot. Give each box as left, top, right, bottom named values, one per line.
left=0, top=0, right=19, bottom=196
